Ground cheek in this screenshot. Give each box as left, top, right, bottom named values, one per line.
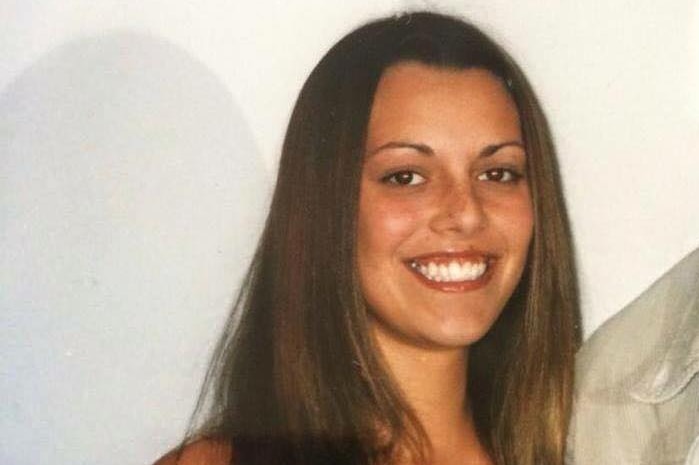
left=357, top=192, right=425, bottom=255
left=517, top=193, right=535, bottom=244
left=510, top=200, right=534, bottom=253
left=485, top=191, right=534, bottom=250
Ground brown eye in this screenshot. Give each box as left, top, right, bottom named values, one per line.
left=383, top=171, right=426, bottom=186
left=477, top=168, right=520, bottom=183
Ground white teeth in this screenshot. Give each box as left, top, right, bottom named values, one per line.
left=438, top=264, right=449, bottom=280
left=411, top=259, right=488, bottom=283
left=428, top=262, right=438, bottom=278
left=464, top=262, right=475, bottom=277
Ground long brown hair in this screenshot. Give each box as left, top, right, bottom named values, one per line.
left=185, top=11, right=581, bottom=465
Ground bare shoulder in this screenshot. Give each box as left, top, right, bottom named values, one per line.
left=153, top=439, right=233, bottom=465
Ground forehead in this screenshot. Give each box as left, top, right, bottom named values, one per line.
left=366, top=61, right=522, bottom=148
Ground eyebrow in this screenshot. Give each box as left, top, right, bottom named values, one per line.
left=367, top=140, right=525, bottom=158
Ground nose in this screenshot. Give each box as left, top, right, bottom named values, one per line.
left=428, top=180, right=487, bottom=235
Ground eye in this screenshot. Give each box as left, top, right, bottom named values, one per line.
left=382, top=170, right=426, bottom=186
left=477, top=168, right=522, bottom=183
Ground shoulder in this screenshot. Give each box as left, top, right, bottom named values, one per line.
left=153, top=439, right=233, bottom=465
left=568, top=249, right=699, bottom=465
left=576, top=247, right=699, bottom=389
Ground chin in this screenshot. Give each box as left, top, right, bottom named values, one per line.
left=426, top=320, right=496, bottom=349
left=385, top=308, right=499, bottom=350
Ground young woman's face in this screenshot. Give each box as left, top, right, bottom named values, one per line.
left=357, top=62, right=533, bottom=351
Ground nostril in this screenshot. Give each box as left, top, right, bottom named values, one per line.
left=430, top=184, right=487, bottom=233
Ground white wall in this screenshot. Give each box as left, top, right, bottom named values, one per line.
left=1, top=1, right=698, bottom=464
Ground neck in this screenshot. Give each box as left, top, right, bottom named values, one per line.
left=373, top=328, right=491, bottom=464
left=378, top=336, right=469, bottom=431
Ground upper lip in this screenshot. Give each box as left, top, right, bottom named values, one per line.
left=406, top=250, right=496, bottom=264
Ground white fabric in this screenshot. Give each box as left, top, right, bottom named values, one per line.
left=567, top=247, right=699, bottom=464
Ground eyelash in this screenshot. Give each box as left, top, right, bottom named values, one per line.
left=381, top=170, right=426, bottom=186
left=381, top=167, right=524, bottom=186
left=476, top=167, right=524, bottom=183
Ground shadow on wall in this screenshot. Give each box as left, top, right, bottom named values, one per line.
left=0, top=32, right=268, bottom=465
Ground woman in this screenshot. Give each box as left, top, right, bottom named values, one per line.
left=156, top=11, right=580, bottom=465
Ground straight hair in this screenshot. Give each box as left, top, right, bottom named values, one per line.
left=185, top=11, right=581, bottom=465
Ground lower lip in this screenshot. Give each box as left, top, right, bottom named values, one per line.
left=405, top=261, right=494, bottom=292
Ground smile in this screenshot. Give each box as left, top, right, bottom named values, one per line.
left=410, top=259, right=488, bottom=282
left=405, top=252, right=494, bottom=292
